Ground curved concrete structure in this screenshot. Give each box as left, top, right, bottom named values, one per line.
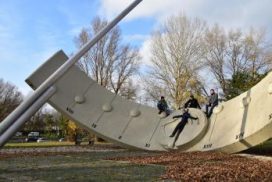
left=26, top=50, right=272, bottom=153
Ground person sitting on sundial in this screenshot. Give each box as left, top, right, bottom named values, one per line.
left=157, top=96, right=169, bottom=115
left=184, top=94, right=201, bottom=109
left=205, top=89, right=218, bottom=118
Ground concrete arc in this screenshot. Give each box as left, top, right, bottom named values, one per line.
left=26, top=50, right=272, bottom=153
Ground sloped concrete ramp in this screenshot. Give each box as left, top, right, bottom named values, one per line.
left=26, top=50, right=272, bottom=153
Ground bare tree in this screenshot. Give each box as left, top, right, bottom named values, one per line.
left=204, top=25, right=272, bottom=97
left=204, top=24, right=228, bottom=94
left=0, top=79, right=23, bottom=121
left=74, top=17, right=140, bottom=98
left=144, top=15, right=207, bottom=109
left=115, top=79, right=137, bottom=100
left=242, top=28, right=272, bottom=76
left=23, top=107, right=46, bottom=132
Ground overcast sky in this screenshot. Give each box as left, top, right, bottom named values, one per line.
left=0, top=0, right=271, bottom=96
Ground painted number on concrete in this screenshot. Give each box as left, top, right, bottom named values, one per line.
left=203, top=144, right=213, bottom=149
left=66, top=107, right=74, bottom=114
left=269, top=113, right=272, bottom=120
left=92, top=123, right=97, bottom=128
left=235, top=132, right=244, bottom=140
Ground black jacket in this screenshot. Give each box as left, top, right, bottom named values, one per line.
left=184, top=98, right=201, bottom=109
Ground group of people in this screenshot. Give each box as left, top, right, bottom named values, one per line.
left=157, top=89, right=218, bottom=118
left=157, top=89, right=218, bottom=146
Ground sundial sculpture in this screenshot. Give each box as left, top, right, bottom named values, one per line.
left=1, top=0, right=272, bottom=153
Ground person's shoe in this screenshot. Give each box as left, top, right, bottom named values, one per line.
left=158, top=111, right=162, bottom=114
left=169, top=134, right=174, bottom=137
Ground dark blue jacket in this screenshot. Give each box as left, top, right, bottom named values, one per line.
left=173, top=112, right=198, bottom=123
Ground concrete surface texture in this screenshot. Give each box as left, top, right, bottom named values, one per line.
left=26, top=50, right=272, bottom=153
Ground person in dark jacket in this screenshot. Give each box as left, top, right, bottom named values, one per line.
left=169, top=109, right=198, bottom=146
left=205, top=89, right=218, bottom=118
left=184, top=94, right=201, bottom=109
left=157, top=96, right=169, bottom=114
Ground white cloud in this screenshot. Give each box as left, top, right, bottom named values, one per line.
left=100, top=0, right=272, bottom=77
left=99, top=0, right=272, bottom=31
left=139, top=38, right=152, bottom=66
left=124, top=34, right=149, bottom=42
left=99, top=0, right=182, bottom=21
left=187, top=0, right=272, bottom=31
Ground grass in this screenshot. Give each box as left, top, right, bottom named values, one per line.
left=3, top=141, right=110, bottom=148
left=0, top=150, right=165, bottom=181
left=4, top=141, right=75, bottom=148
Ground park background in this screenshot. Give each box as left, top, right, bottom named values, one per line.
left=0, top=0, right=272, bottom=142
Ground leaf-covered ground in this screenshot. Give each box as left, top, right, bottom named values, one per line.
left=110, top=151, right=272, bottom=181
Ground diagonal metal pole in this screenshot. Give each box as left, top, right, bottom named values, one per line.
left=0, top=0, right=142, bottom=137
left=0, top=86, right=56, bottom=147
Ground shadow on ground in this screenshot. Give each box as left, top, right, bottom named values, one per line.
left=242, top=139, right=272, bottom=156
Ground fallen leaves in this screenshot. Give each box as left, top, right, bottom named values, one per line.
left=110, top=151, right=272, bottom=181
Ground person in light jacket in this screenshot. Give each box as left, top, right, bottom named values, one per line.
left=205, top=89, right=218, bottom=118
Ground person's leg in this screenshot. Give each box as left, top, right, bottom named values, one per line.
left=173, top=129, right=181, bottom=146
left=165, top=109, right=170, bottom=116
left=170, top=124, right=179, bottom=137
left=158, top=105, right=168, bottom=114
left=207, top=104, right=217, bottom=118
left=162, top=106, right=167, bottom=113
left=173, top=122, right=186, bottom=146
left=158, top=105, right=163, bottom=114
left=205, top=104, right=209, bottom=116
